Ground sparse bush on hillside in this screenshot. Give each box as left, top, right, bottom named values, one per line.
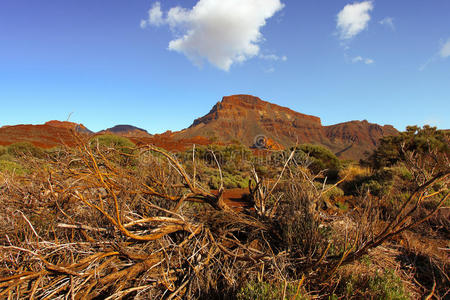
left=0, top=145, right=6, bottom=156
left=89, top=134, right=135, bottom=152
left=366, top=125, right=449, bottom=184
left=278, top=144, right=342, bottom=180
left=0, top=159, right=28, bottom=175
left=7, top=142, right=44, bottom=158
left=237, top=280, right=308, bottom=300
left=337, top=269, right=411, bottom=300
left=89, top=134, right=136, bottom=166
left=298, top=144, right=341, bottom=177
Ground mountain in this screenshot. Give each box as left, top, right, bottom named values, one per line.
left=0, top=121, right=92, bottom=148
left=173, top=95, right=398, bottom=160
left=0, top=96, right=399, bottom=160
left=99, top=125, right=151, bottom=138
left=45, top=120, right=93, bottom=134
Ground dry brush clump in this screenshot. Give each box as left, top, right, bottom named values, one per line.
left=0, top=134, right=448, bottom=299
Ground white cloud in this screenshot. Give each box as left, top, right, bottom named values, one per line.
left=259, top=54, right=287, bottom=61
left=420, top=38, right=450, bottom=71
left=141, top=2, right=164, bottom=27
left=379, top=17, right=394, bottom=30
left=352, top=56, right=374, bottom=64
left=141, top=0, right=285, bottom=71
left=337, top=1, right=373, bottom=40
left=352, top=56, right=363, bottom=63
left=440, top=39, right=450, bottom=58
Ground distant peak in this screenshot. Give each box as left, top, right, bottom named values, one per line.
left=100, top=125, right=152, bottom=138
left=104, top=124, right=149, bottom=134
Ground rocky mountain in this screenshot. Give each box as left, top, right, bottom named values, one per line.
left=99, top=125, right=151, bottom=138
left=0, top=121, right=91, bottom=148
left=45, top=120, right=93, bottom=134
left=0, top=95, right=399, bottom=160
left=173, top=95, right=398, bottom=160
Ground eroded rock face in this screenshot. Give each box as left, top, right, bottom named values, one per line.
left=176, top=94, right=398, bottom=160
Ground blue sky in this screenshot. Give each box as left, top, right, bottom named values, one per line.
left=0, top=0, right=449, bottom=133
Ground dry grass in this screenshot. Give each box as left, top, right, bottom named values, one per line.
left=0, top=135, right=448, bottom=299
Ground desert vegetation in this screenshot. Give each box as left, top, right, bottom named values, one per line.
left=0, top=127, right=448, bottom=299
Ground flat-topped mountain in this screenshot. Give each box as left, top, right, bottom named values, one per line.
left=174, top=94, right=398, bottom=159
left=0, top=95, right=399, bottom=160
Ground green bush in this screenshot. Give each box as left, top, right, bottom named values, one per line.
left=324, top=185, right=344, bottom=200
left=313, top=182, right=344, bottom=200
left=0, top=159, right=28, bottom=175
left=282, top=144, right=341, bottom=179
left=237, top=281, right=308, bottom=300
left=89, top=134, right=136, bottom=166
left=208, top=172, right=249, bottom=189
left=0, top=145, right=6, bottom=156
left=368, top=270, right=410, bottom=300
left=342, top=270, right=410, bottom=300
left=90, top=134, right=135, bottom=153
left=388, top=165, right=413, bottom=181
left=7, top=142, right=44, bottom=158
left=342, top=168, right=394, bottom=197
left=366, top=125, right=449, bottom=171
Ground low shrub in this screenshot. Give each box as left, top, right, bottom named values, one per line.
left=0, top=145, right=7, bottom=156
left=0, top=159, right=28, bottom=175
left=237, top=281, right=308, bottom=300
left=208, top=172, right=249, bottom=189
left=341, top=168, right=394, bottom=197
left=341, top=269, right=410, bottom=300
left=7, top=142, right=44, bottom=158
left=89, top=134, right=136, bottom=166
left=368, top=270, right=410, bottom=300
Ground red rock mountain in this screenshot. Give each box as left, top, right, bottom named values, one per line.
left=0, top=95, right=398, bottom=160
left=173, top=95, right=398, bottom=160
left=0, top=121, right=90, bottom=148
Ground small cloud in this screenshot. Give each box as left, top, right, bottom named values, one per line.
left=352, top=56, right=363, bottom=63
left=379, top=17, right=395, bottom=30
left=336, top=1, right=373, bottom=40
left=439, top=38, right=450, bottom=58
left=420, top=38, right=450, bottom=70
left=259, top=54, right=287, bottom=61
left=141, top=0, right=285, bottom=71
left=141, top=2, right=164, bottom=28
left=264, top=67, right=275, bottom=73
left=352, top=56, right=374, bottom=64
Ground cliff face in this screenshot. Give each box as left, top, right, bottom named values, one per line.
left=175, top=95, right=398, bottom=160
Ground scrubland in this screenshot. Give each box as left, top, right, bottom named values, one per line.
left=0, top=126, right=448, bottom=299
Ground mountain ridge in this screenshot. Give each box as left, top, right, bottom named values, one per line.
left=173, top=95, right=398, bottom=159
left=0, top=95, right=399, bottom=160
